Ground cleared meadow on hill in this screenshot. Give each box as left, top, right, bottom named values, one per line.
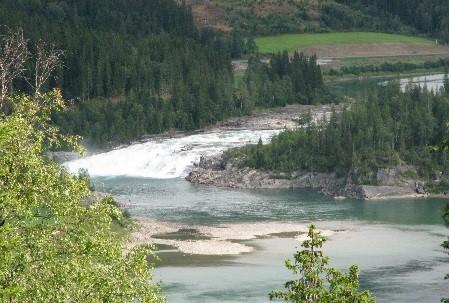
left=255, top=32, right=432, bottom=53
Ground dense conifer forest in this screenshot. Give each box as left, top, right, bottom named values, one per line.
left=0, top=0, right=328, bottom=147
left=240, top=83, right=449, bottom=184
left=241, top=51, right=327, bottom=110
left=0, top=0, right=247, bottom=146
left=3, top=0, right=449, bottom=148
left=337, top=0, right=449, bottom=42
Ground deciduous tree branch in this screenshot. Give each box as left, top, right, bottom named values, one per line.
left=0, top=28, right=28, bottom=111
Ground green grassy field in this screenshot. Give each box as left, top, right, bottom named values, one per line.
left=255, top=32, right=432, bottom=53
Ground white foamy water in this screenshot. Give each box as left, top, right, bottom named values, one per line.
left=317, top=58, right=333, bottom=66
left=399, top=73, right=446, bottom=92
left=64, top=129, right=281, bottom=179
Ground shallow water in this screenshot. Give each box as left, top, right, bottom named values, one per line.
left=93, top=177, right=449, bottom=303
left=157, top=227, right=447, bottom=303
left=330, top=73, right=446, bottom=98
left=399, top=73, right=446, bottom=92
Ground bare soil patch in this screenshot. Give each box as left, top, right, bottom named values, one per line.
left=302, top=43, right=449, bottom=59
left=215, top=104, right=338, bottom=131
left=252, top=0, right=298, bottom=17
left=186, top=0, right=231, bottom=32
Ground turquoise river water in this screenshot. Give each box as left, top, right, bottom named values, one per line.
left=94, top=177, right=449, bottom=303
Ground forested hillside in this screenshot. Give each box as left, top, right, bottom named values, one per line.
left=338, top=0, right=449, bottom=42
left=196, top=0, right=411, bottom=35
left=0, top=0, right=330, bottom=147
left=240, top=83, right=449, bottom=184
left=4, top=0, right=446, bottom=148
left=240, top=51, right=326, bottom=112
left=196, top=0, right=449, bottom=40
left=0, top=0, right=250, bottom=146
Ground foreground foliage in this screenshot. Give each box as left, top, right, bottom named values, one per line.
left=0, top=91, right=164, bottom=302
left=270, top=225, right=375, bottom=303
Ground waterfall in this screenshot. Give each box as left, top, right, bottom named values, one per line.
left=399, top=74, right=446, bottom=92
left=64, top=129, right=281, bottom=179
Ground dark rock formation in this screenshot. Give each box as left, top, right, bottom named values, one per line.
left=187, top=155, right=428, bottom=200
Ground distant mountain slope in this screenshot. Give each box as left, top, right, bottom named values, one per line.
left=337, top=0, right=449, bottom=42
left=189, top=0, right=448, bottom=41
left=187, top=0, right=320, bottom=34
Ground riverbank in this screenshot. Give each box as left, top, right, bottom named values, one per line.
left=52, top=103, right=338, bottom=165
left=186, top=154, right=432, bottom=200
left=126, top=218, right=336, bottom=256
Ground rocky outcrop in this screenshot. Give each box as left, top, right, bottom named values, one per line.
left=187, top=155, right=429, bottom=200
left=359, top=185, right=426, bottom=200
left=187, top=155, right=365, bottom=198
left=375, top=165, right=417, bottom=187
left=46, top=151, right=81, bottom=163
left=354, top=165, right=427, bottom=199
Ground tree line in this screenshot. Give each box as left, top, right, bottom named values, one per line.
left=235, top=51, right=330, bottom=115
left=0, top=0, right=330, bottom=149
left=328, top=58, right=449, bottom=77
left=196, top=0, right=447, bottom=37
left=54, top=49, right=328, bottom=147
left=241, top=83, right=449, bottom=184
left=0, top=0, right=261, bottom=147
left=337, top=0, right=449, bottom=42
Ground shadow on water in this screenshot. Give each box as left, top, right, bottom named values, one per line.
left=94, top=177, right=448, bottom=226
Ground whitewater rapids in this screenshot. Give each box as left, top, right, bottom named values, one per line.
left=64, top=129, right=281, bottom=179
left=398, top=73, right=446, bottom=92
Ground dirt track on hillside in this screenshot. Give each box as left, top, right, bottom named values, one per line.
left=215, top=104, right=337, bottom=130
left=302, top=42, right=449, bottom=58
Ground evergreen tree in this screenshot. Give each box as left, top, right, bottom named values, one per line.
left=270, top=225, right=375, bottom=303
left=0, top=0, right=246, bottom=147
left=244, top=51, right=328, bottom=109
left=444, top=72, right=449, bottom=95
left=245, top=36, right=258, bottom=54
left=239, top=84, right=449, bottom=183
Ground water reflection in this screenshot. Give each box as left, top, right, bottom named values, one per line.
left=95, top=177, right=447, bottom=226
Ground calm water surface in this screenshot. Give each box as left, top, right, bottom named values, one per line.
left=94, top=177, right=449, bottom=303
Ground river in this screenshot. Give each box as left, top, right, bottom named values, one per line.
left=65, top=74, right=449, bottom=302
left=88, top=177, right=448, bottom=303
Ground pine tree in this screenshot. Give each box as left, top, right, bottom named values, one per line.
left=270, top=225, right=375, bottom=303
left=246, top=36, right=258, bottom=54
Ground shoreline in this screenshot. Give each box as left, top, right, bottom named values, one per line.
left=52, top=103, right=338, bottom=164
left=126, top=218, right=337, bottom=256
left=186, top=154, right=446, bottom=201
